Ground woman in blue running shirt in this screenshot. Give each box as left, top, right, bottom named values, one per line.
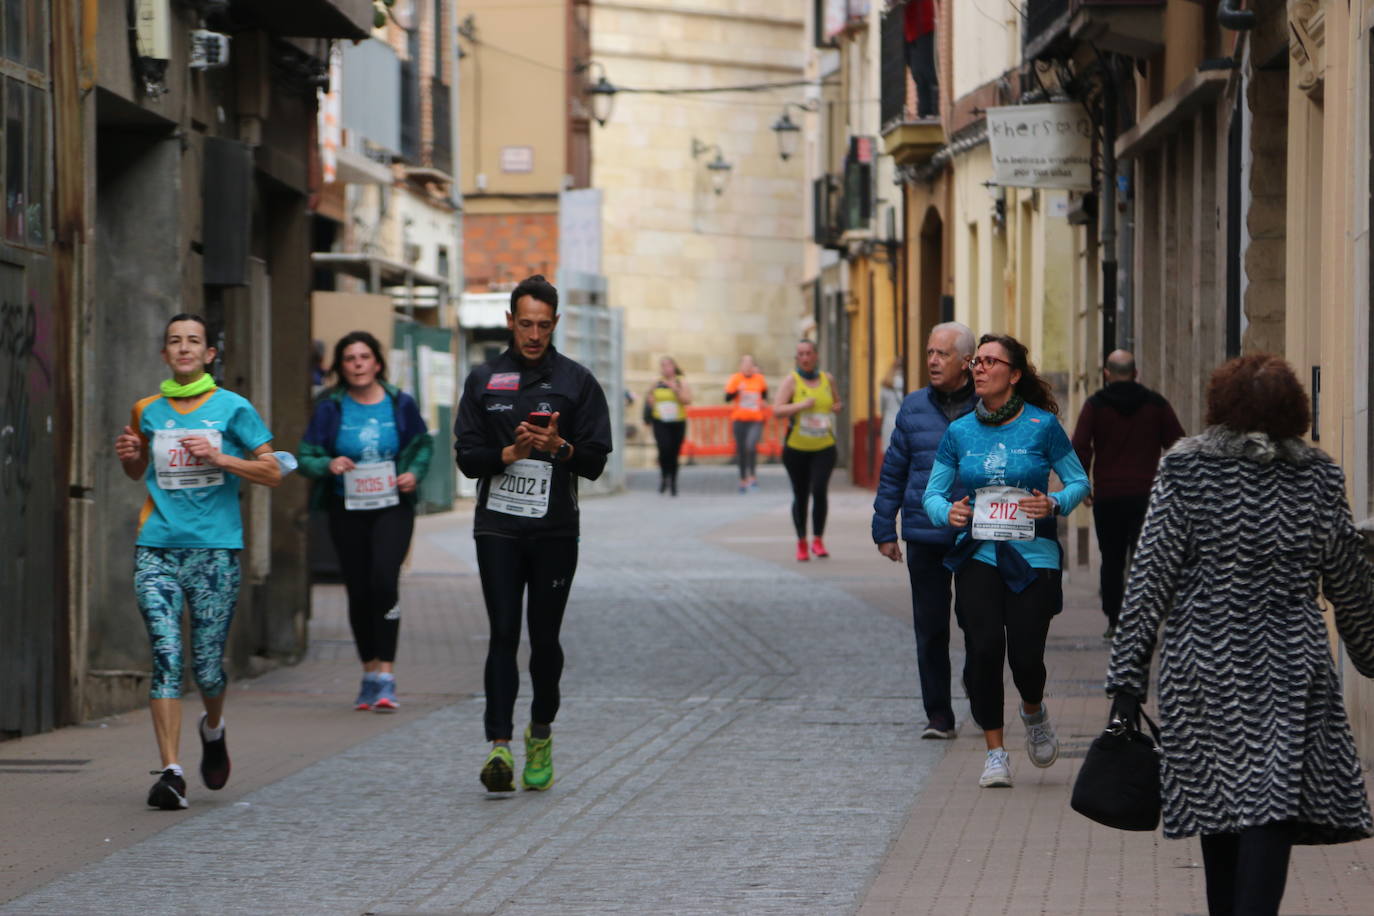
left=299, top=331, right=432, bottom=713
left=114, top=314, right=283, bottom=811
left=923, top=334, right=1089, bottom=790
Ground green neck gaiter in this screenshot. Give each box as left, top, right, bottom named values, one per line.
left=160, top=374, right=217, bottom=399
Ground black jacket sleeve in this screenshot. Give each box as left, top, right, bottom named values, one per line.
left=567, top=370, right=612, bottom=481
left=454, top=369, right=507, bottom=479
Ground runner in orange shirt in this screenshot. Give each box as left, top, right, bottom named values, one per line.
left=725, top=355, right=769, bottom=492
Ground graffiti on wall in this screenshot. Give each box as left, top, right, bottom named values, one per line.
left=0, top=297, right=50, bottom=518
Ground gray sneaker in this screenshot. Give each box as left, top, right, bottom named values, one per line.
left=979, top=748, right=1013, bottom=787
left=1020, top=703, right=1059, bottom=768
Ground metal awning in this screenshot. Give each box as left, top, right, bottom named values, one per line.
left=311, top=252, right=449, bottom=299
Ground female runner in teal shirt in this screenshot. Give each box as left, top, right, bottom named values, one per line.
left=923, top=333, right=1089, bottom=790
left=114, top=314, right=283, bottom=810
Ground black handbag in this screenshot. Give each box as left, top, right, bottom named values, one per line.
left=1070, top=696, right=1163, bottom=831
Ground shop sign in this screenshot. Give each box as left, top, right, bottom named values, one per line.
left=987, top=103, right=1093, bottom=191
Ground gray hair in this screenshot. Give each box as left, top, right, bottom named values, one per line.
left=929, top=321, right=975, bottom=358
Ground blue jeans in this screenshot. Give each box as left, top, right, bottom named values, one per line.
left=905, top=541, right=956, bottom=728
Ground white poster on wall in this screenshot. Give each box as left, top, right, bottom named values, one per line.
left=986, top=103, right=1094, bottom=191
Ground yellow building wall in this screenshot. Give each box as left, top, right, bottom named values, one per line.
left=458, top=0, right=567, bottom=198
left=950, top=0, right=1019, bottom=101
left=1281, top=0, right=1374, bottom=758
left=846, top=254, right=899, bottom=425
left=950, top=145, right=1004, bottom=336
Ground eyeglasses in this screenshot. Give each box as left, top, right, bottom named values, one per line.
left=965, top=355, right=1012, bottom=371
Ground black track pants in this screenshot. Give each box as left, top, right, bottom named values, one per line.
left=475, top=535, right=579, bottom=742
left=1091, top=493, right=1149, bottom=627
left=652, top=420, right=686, bottom=477
left=782, top=445, right=837, bottom=539
left=327, top=502, right=415, bottom=664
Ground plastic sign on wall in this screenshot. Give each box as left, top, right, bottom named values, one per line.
left=986, top=103, right=1094, bottom=191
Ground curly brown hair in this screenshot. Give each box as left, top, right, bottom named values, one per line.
left=977, top=333, right=1059, bottom=416
left=1204, top=353, right=1310, bottom=439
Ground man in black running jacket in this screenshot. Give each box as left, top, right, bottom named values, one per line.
left=454, top=274, right=612, bottom=794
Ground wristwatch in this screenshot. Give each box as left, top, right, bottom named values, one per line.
left=554, top=440, right=572, bottom=461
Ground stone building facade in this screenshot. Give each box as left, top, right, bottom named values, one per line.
left=591, top=0, right=809, bottom=465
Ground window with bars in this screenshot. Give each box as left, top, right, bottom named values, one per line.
left=1, top=0, right=50, bottom=249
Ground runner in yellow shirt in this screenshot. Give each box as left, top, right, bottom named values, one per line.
left=773, top=340, right=843, bottom=562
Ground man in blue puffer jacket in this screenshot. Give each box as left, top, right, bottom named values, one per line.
left=872, top=322, right=976, bottom=739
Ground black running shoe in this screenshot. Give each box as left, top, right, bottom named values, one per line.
left=147, top=768, right=188, bottom=810
left=198, top=714, right=231, bottom=791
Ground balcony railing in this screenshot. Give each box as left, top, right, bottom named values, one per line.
left=880, top=6, right=911, bottom=130
left=428, top=81, right=452, bottom=175
left=842, top=136, right=874, bottom=232
left=813, top=175, right=843, bottom=249
left=399, top=58, right=420, bottom=165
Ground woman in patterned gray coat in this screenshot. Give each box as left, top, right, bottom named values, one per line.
left=1106, top=354, right=1374, bottom=916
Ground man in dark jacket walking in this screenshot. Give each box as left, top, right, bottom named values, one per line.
left=872, top=322, right=976, bottom=739
left=1071, top=349, right=1184, bottom=637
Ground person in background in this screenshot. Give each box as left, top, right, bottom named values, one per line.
left=646, top=356, right=692, bottom=496
left=774, top=340, right=843, bottom=562
left=310, top=339, right=327, bottom=396
left=878, top=356, right=905, bottom=454
left=1070, top=349, right=1184, bottom=638
left=873, top=323, right=976, bottom=740
left=924, top=334, right=1089, bottom=789
left=299, top=331, right=433, bottom=712
left=725, top=355, right=769, bottom=493
left=1107, top=354, right=1374, bottom=916
left=905, top=0, right=938, bottom=119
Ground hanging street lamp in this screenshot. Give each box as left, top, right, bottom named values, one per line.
left=770, top=100, right=819, bottom=162
left=691, top=139, right=733, bottom=196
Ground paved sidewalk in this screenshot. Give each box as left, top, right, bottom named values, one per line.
left=692, top=468, right=1374, bottom=915
left=5, top=465, right=1374, bottom=914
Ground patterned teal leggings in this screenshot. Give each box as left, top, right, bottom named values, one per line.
left=134, top=547, right=240, bottom=700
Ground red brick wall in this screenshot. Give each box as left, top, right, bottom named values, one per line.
left=463, top=212, right=559, bottom=291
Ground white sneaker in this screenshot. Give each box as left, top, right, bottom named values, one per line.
left=1020, top=703, right=1060, bottom=768
left=979, top=748, right=1013, bottom=788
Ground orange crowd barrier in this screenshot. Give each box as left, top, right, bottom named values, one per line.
left=679, top=406, right=786, bottom=463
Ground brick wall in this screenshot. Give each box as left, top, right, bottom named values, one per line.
left=463, top=211, right=559, bottom=290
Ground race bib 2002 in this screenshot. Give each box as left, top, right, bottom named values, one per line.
left=487, top=459, right=553, bottom=519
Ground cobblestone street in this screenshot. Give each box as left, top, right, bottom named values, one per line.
left=6, top=468, right=1374, bottom=915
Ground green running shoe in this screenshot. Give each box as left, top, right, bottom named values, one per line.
left=521, top=727, right=554, bottom=791
left=480, top=744, right=515, bottom=793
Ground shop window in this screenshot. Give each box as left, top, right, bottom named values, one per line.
left=1, top=0, right=50, bottom=249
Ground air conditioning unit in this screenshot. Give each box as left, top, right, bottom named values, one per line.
left=190, top=30, right=230, bottom=70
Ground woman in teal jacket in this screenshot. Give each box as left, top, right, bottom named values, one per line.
left=299, top=331, right=433, bottom=711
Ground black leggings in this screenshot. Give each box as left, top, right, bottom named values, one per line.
left=782, top=445, right=836, bottom=539
left=1092, top=494, right=1149, bottom=627
left=327, top=502, right=415, bottom=664
left=954, top=560, right=1060, bottom=731
left=652, top=420, right=686, bottom=476
left=733, top=420, right=762, bottom=480
left=1200, top=824, right=1293, bottom=916
left=475, top=535, right=579, bottom=742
